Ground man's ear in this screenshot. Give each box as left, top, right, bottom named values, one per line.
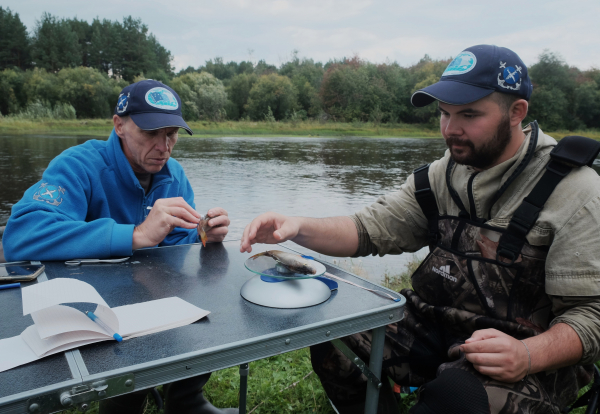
left=510, top=99, right=528, bottom=127
left=113, top=114, right=124, bottom=136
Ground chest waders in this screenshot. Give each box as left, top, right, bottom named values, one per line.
left=408, top=124, right=600, bottom=342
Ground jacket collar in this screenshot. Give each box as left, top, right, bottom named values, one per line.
left=107, top=129, right=174, bottom=192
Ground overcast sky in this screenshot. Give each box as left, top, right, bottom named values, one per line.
left=3, top=0, right=599, bottom=71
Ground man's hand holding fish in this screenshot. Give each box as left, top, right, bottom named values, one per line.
left=133, top=199, right=229, bottom=250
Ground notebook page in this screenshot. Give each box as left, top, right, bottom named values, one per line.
left=20, top=325, right=110, bottom=357
left=113, top=297, right=209, bottom=338
left=0, top=336, right=38, bottom=372
left=32, top=305, right=106, bottom=339
left=22, top=278, right=109, bottom=315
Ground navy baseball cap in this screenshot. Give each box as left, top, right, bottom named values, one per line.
left=114, top=80, right=193, bottom=135
left=411, top=45, right=533, bottom=107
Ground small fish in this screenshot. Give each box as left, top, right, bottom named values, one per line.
left=198, top=213, right=210, bottom=247
left=250, top=250, right=317, bottom=275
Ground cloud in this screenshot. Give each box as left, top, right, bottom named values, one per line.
left=3, top=0, right=599, bottom=70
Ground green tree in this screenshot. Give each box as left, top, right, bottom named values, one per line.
left=31, top=13, right=81, bottom=71
left=245, top=73, right=298, bottom=121
left=57, top=67, right=115, bottom=118
left=253, top=59, right=277, bottom=76
left=0, top=7, right=31, bottom=70
left=573, top=81, right=600, bottom=129
left=527, top=85, right=569, bottom=130
left=66, top=18, right=92, bottom=67
left=226, top=73, right=258, bottom=120
left=319, top=57, right=367, bottom=121
left=320, top=57, right=411, bottom=122
left=201, top=58, right=255, bottom=85
left=528, top=51, right=579, bottom=129
left=88, top=18, right=120, bottom=75
left=529, top=51, right=576, bottom=92
left=0, top=68, right=26, bottom=114
left=171, top=72, right=228, bottom=121
left=280, top=53, right=325, bottom=117
left=86, top=16, right=173, bottom=82
left=404, top=55, right=451, bottom=124
left=22, top=68, right=61, bottom=107
left=203, top=57, right=237, bottom=81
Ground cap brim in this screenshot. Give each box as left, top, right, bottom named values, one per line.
left=130, top=112, right=193, bottom=135
left=411, top=80, right=495, bottom=107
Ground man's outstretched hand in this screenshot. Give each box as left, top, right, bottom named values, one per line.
left=460, top=329, right=530, bottom=383
left=240, top=212, right=300, bottom=253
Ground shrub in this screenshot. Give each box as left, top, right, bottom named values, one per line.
left=245, top=74, right=298, bottom=121
left=171, top=72, right=228, bottom=121
left=16, top=100, right=76, bottom=119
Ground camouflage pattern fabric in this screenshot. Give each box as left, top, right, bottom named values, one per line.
left=311, top=303, right=589, bottom=413
left=312, top=217, right=592, bottom=413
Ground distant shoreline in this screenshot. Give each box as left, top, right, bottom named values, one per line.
left=0, top=119, right=598, bottom=140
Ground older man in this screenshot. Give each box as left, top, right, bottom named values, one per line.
left=4, top=80, right=235, bottom=414
left=240, top=45, right=600, bottom=413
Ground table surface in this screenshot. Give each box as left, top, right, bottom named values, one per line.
left=0, top=241, right=405, bottom=410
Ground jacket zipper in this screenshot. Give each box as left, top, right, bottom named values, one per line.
left=141, top=179, right=170, bottom=221
left=467, top=172, right=479, bottom=221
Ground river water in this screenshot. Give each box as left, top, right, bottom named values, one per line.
left=2, top=134, right=599, bottom=283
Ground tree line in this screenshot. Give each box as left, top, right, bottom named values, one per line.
left=1, top=7, right=599, bottom=130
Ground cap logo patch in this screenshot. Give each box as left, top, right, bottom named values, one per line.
left=145, top=87, right=179, bottom=110
left=443, top=51, right=477, bottom=76
left=116, top=92, right=129, bottom=114
left=497, top=61, right=522, bottom=91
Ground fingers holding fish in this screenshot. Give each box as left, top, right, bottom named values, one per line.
left=198, top=207, right=230, bottom=245
left=205, top=207, right=230, bottom=229
left=133, top=197, right=200, bottom=250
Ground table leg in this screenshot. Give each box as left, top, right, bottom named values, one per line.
left=239, top=363, right=249, bottom=414
left=364, top=326, right=385, bottom=414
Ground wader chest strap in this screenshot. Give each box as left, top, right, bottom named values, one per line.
left=414, top=164, right=440, bottom=243
left=497, top=135, right=600, bottom=264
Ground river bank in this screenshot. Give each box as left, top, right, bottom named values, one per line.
left=1, top=118, right=598, bottom=139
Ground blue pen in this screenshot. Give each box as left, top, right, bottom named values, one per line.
left=85, top=311, right=123, bottom=342
left=0, top=283, right=20, bottom=291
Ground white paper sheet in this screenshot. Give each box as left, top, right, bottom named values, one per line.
left=0, top=335, right=38, bottom=372
left=32, top=305, right=106, bottom=339
left=1, top=286, right=210, bottom=373
left=21, top=325, right=110, bottom=357
left=22, top=278, right=109, bottom=315
left=113, top=297, right=210, bottom=338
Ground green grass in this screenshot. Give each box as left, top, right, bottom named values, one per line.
left=2, top=117, right=598, bottom=140
left=61, top=348, right=336, bottom=414
left=0, top=118, right=442, bottom=138
left=58, top=352, right=598, bottom=414
left=381, top=255, right=423, bottom=293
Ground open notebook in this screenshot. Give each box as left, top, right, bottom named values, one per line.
left=0, top=278, right=210, bottom=372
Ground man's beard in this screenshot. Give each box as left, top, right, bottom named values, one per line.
left=445, top=116, right=512, bottom=170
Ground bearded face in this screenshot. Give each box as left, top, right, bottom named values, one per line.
left=445, top=114, right=512, bottom=170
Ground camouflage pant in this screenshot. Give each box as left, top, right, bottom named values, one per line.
left=311, top=301, right=587, bottom=414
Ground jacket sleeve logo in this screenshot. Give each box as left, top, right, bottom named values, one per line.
left=33, top=183, right=66, bottom=206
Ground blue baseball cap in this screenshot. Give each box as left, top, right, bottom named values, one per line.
left=411, top=45, right=533, bottom=107
left=114, top=80, right=193, bottom=135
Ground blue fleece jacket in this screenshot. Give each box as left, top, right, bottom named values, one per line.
left=3, top=130, right=199, bottom=261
